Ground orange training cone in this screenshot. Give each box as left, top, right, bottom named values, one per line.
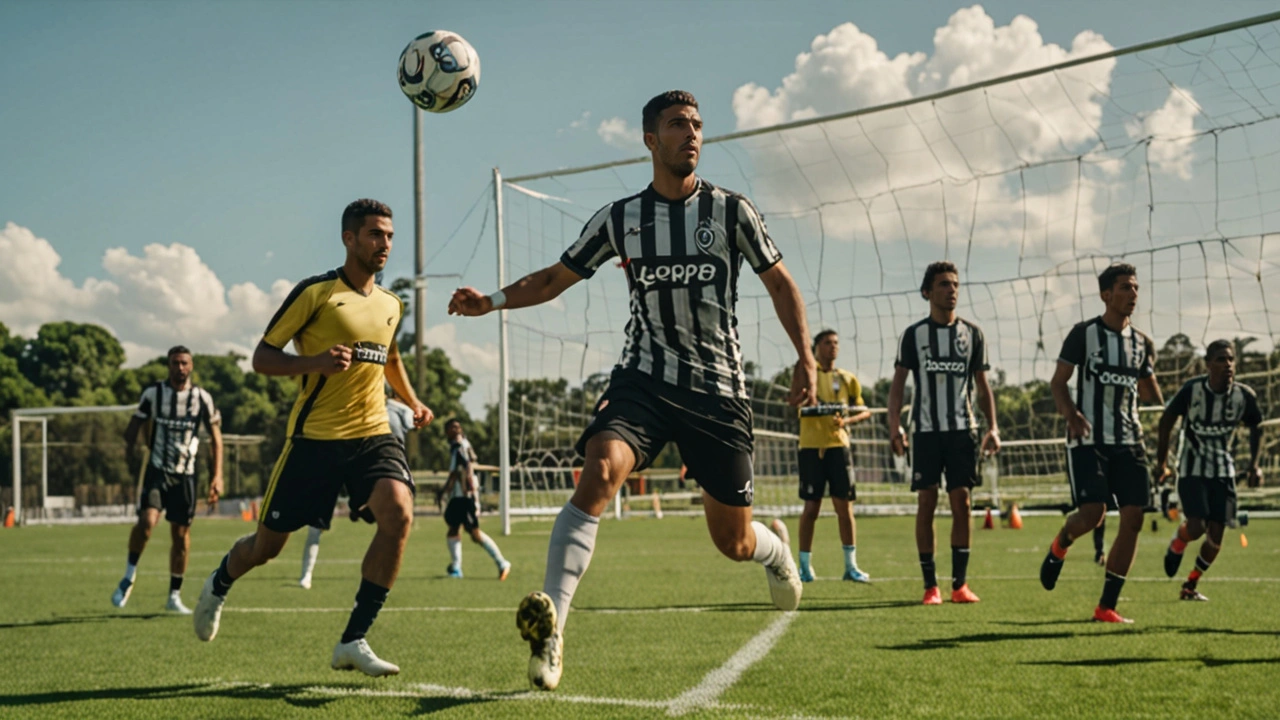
left=1240, top=533, right=1248, bottom=548
left=3, top=506, right=14, bottom=528
left=982, top=508, right=994, bottom=529
left=1008, top=503, right=1023, bottom=530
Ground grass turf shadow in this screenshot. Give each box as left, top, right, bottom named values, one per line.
left=0, top=613, right=168, bottom=630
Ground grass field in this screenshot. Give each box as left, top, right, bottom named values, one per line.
left=2, top=513, right=1278, bottom=719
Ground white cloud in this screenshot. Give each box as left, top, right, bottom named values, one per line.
left=558, top=110, right=592, bottom=135
left=1126, top=86, right=1199, bottom=180
left=597, top=116, right=643, bottom=149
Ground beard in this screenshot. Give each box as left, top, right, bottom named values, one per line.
left=357, top=254, right=387, bottom=274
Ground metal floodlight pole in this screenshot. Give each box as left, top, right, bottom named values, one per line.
left=494, top=167, right=512, bottom=536
left=10, top=410, right=18, bottom=524
left=413, top=106, right=427, bottom=399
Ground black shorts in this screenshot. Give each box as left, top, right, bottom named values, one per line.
left=444, top=496, right=479, bottom=531
left=1067, top=444, right=1151, bottom=510
left=261, top=435, right=413, bottom=533
left=798, top=447, right=855, bottom=501
left=138, top=466, right=197, bottom=526
left=576, top=368, right=755, bottom=507
left=1178, top=475, right=1236, bottom=524
left=910, top=431, right=979, bottom=492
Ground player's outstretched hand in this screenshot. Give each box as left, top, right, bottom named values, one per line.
left=315, top=345, right=352, bottom=376
left=411, top=401, right=434, bottom=428
left=787, top=359, right=817, bottom=408
left=448, top=287, right=493, bottom=317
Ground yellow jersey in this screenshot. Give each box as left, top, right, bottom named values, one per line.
left=262, top=268, right=403, bottom=440
left=798, top=367, right=864, bottom=449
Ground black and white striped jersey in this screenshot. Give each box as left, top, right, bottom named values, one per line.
left=560, top=178, right=783, bottom=399
left=134, top=381, right=220, bottom=475
left=1058, top=316, right=1155, bottom=447
left=895, top=317, right=989, bottom=434
left=448, top=438, right=477, bottom=498
left=1167, top=376, right=1262, bottom=480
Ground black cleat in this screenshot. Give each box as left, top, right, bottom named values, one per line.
left=1040, top=547, right=1064, bottom=591
left=1180, top=584, right=1208, bottom=602
left=1163, top=546, right=1184, bottom=578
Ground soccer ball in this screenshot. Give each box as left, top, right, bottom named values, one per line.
left=397, top=30, right=480, bottom=113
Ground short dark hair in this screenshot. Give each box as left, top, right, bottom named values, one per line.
left=642, top=90, right=699, bottom=135
left=1098, top=263, right=1137, bottom=293
left=1205, top=339, right=1233, bottom=361
left=444, top=418, right=462, bottom=430
left=341, top=199, right=393, bottom=235
left=921, top=261, right=959, bottom=295
left=167, top=345, right=191, bottom=358
left=812, top=329, right=838, bottom=350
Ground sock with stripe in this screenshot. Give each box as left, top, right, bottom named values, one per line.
left=1099, top=571, right=1126, bottom=610
left=211, top=553, right=236, bottom=598
left=951, top=546, right=970, bottom=590
left=169, top=575, right=183, bottom=593
left=124, top=551, right=140, bottom=582
left=1050, top=533, right=1072, bottom=560
left=919, top=553, right=937, bottom=589
left=1185, top=556, right=1211, bottom=589
left=300, top=526, right=322, bottom=581
left=475, top=531, right=506, bottom=565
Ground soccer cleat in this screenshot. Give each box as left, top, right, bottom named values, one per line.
left=498, top=560, right=512, bottom=582
left=1040, top=548, right=1064, bottom=591
left=1180, top=585, right=1209, bottom=602
left=111, top=578, right=133, bottom=608
left=842, top=568, right=871, bottom=583
left=165, top=593, right=192, bottom=615
left=799, top=565, right=816, bottom=583
left=331, top=638, right=400, bottom=677
left=446, top=564, right=463, bottom=579
left=1163, top=547, right=1184, bottom=578
left=765, top=519, right=802, bottom=611
left=1092, top=606, right=1134, bottom=624
left=193, top=572, right=225, bottom=642
left=299, top=575, right=312, bottom=590
left=517, top=592, right=562, bottom=691
left=950, top=584, right=980, bottom=603
left=921, top=586, right=943, bottom=605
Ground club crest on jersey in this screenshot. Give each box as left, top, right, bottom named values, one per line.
left=954, top=329, right=970, bottom=357
left=693, top=218, right=720, bottom=252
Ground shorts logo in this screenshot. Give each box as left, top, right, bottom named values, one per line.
left=738, top=479, right=754, bottom=504
left=271, top=511, right=280, bottom=519
left=913, top=472, right=922, bottom=482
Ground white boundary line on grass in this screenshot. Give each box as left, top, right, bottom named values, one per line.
left=666, top=611, right=797, bottom=717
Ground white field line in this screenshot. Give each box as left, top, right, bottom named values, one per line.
left=666, top=611, right=797, bottom=717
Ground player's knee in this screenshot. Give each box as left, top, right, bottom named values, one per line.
left=800, top=504, right=820, bottom=522
left=1186, top=518, right=1207, bottom=539
left=379, top=503, right=413, bottom=537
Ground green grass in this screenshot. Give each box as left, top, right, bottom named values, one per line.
left=1, top=514, right=1277, bottom=719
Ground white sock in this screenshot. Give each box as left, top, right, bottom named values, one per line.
left=843, top=544, right=858, bottom=571
left=300, top=526, right=322, bottom=580
left=124, top=563, right=138, bottom=582
left=751, top=521, right=786, bottom=568
left=475, top=531, right=506, bottom=565
left=447, top=537, right=463, bottom=569
left=543, top=502, right=600, bottom=633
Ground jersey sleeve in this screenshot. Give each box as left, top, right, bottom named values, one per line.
left=1139, top=333, right=1156, bottom=378
left=199, top=389, right=222, bottom=432
left=1057, top=323, right=1087, bottom=367
left=735, top=196, right=783, bottom=273
left=1165, top=381, right=1192, bottom=418
left=262, top=277, right=327, bottom=349
left=971, top=324, right=990, bottom=373
left=560, top=203, right=616, bottom=279
left=846, top=372, right=865, bottom=407
left=134, top=385, right=155, bottom=420
left=1242, top=388, right=1263, bottom=427
left=895, top=329, right=918, bottom=371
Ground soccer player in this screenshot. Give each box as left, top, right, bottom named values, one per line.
left=113, top=346, right=223, bottom=614
left=298, top=389, right=419, bottom=590
left=1039, top=263, right=1163, bottom=624
left=448, top=90, right=815, bottom=691
left=1156, top=340, right=1263, bottom=601
left=796, top=329, right=872, bottom=583
left=441, top=418, right=511, bottom=580
left=193, top=199, right=434, bottom=677
left=887, top=262, right=1000, bottom=606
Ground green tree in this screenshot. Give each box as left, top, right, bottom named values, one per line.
left=18, top=322, right=126, bottom=405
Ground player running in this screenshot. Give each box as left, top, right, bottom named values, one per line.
left=1156, top=339, right=1263, bottom=601
left=887, top=262, right=1000, bottom=606
left=448, top=90, right=815, bottom=691
left=441, top=418, right=511, bottom=580
left=1039, top=263, right=1164, bottom=623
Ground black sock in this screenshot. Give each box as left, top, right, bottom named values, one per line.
left=1099, top=571, right=1126, bottom=610
left=919, top=553, right=937, bottom=589
left=212, top=554, right=235, bottom=598
left=951, top=547, right=970, bottom=590
left=1092, top=525, right=1105, bottom=555
left=170, top=575, right=183, bottom=593
left=127, top=551, right=141, bottom=566
left=341, top=579, right=390, bottom=644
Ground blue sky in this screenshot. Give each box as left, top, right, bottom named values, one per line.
left=3, top=1, right=1278, bottom=413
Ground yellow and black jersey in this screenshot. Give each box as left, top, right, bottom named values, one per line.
left=262, top=268, right=403, bottom=440
left=798, top=367, right=864, bottom=449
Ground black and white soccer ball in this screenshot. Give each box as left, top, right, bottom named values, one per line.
left=397, top=30, right=480, bottom=113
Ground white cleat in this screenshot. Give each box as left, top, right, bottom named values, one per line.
left=166, top=593, right=192, bottom=615
left=766, top=518, right=802, bottom=611
left=193, top=572, right=224, bottom=641
left=111, top=579, right=133, bottom=608
left=498, top=560, right=512, bottom=582
left=331, top=638, right=400, bottom=677
left=517, top=591, right=562, bottom=691
left=299, top=575, right=312, bottom=590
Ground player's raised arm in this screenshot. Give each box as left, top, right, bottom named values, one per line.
left=758, top=262, right=816, bottom=407
left=449, top=262, right=584, bottom=317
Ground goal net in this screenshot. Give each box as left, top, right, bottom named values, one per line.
left=476, top=13, right=1280, bottom=519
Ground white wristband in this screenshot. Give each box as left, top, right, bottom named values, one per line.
left=489, top=290, right=507, bottom=310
